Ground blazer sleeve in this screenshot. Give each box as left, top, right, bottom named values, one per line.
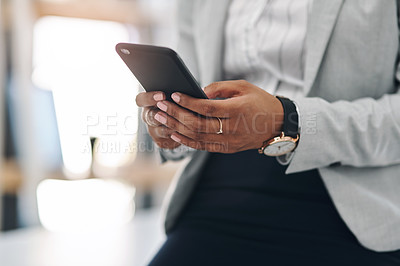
left=159, top=0, right=200, bottom=162
left=284, top=0, right=400, bottom=173
left=286, top=90, right=400, bottom=174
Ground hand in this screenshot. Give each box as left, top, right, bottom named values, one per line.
left=135, top=91, right=182, bottom=149
left=153, top=80, right=284, bottom=153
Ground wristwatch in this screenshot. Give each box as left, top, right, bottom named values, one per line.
left=258, top=96, right=300, bottom=157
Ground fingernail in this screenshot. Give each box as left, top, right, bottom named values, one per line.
left=153, top=93, right=164, bottom=101
left=154, top=113, right=167, bottom=124
left=171, top=93, right=181, bottom=103
left=171, top=134, right=181, bottom=143
left=157, top=101, right=168, bottom=112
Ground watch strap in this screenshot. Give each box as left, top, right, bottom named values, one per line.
left=276, top=96, right=299, bottom=138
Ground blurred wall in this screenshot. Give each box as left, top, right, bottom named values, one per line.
left=2, top=0, right=179, bottom=229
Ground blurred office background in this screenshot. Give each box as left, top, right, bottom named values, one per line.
left=0, top=0, right=183, bottom=265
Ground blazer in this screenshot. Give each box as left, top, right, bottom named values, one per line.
left=161, top=0, right=400, bottom=252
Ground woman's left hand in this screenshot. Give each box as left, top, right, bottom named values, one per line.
left=153, top=80, right=284, bottom=153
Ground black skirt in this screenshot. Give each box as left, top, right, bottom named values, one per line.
left=149, top=150, right=400, bottom=266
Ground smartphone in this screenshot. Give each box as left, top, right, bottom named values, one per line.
left=116, top=43, right=208, bottom=101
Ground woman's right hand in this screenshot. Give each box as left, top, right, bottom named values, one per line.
left=135, top=91, right=182, bottom=149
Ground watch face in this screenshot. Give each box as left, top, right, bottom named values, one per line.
left=263, top=140, right=296, bottom=156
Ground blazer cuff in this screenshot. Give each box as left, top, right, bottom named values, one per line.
left=284, top=94, right=400, bottom=173
left=285, top=97, right=332, bottom=174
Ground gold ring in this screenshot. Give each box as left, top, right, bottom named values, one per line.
left=216, top=117, right=223, bottom=135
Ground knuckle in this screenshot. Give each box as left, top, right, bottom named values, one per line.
left=165, top=117, right=174, bottom=128
left=199, top=119, right=209, bottom=132
left=185, top=118, right=198, bottom=131
left=168, top=118, right=180, bottom=130
left=238, top=79, right=248, bottom=86
left=194, top=132, right=204, bottom=141
left=180, top=113, right=193, bottom=127
left=183, top=116, right=199, bottom=131
left=204, top=82, right=221, bottom=94
left=163, top=127, right=173, bottom=138
left=186, top=131, right=203, bottom=141
left=193, top=119, right=205, bottom=132
left=185, top=130, right=196, bottom=140
left=202, top=104, right=216, bottom=116
left=169, top=107, right=179, bottom=119
left=208, top=82, right=219, bottom=90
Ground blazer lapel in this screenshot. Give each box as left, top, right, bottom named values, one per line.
left=304, top=0, right=344, bottom=95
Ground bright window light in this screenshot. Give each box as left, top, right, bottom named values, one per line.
left=93, top=136, right=137, bottom=168
left=32, top=16, right=140, bottom=178
left=37, top=179, right=135, bottom=232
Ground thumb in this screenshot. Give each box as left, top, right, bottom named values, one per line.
left=203, top=81, right=244, bottom=99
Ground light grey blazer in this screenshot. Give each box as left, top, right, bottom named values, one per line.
left=161, top=0, right=400, bottom=252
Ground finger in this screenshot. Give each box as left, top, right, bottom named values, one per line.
left=136, top=91, right=166, bottom=107
left=147, top=125, right=182, bottom=149
left=152, top=125, right=175, bottom=139
left=154, top=111, right=226, bottom=142
left=156, top=100, right=223, bottom=133
left=171, top=92, right=233, bottom=118
left=170, top=133, right=229, bottom=153
left=142, top=107, right=162, bottom=127
left=203, top=81, right=246, bottom=99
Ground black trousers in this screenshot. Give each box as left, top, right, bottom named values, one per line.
left=149, top=150, right=400, bottom=266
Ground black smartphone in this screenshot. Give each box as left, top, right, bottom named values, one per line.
left=116, top=43, right=208, bottom=101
